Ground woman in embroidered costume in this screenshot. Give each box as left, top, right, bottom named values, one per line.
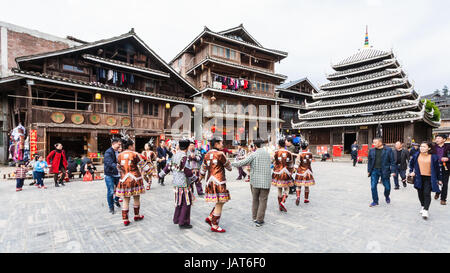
left=140, top=141, right=157, bottom=190
left=293, top=140, right=315, bottom=205
left=187, top=141, right=204, bottom=196
left=115, top=138, right=146, bottom=226
left=199, top=137, right=232, bottom=233
left=272, top=138, right=294, bottom=212
left=159, top=139, right=198, bottom=229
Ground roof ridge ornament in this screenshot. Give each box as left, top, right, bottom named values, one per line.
left=364, top=25, right=370, bottom=48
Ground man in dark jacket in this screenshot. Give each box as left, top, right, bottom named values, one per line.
left=351, top=141, right=359, bottom=167
left=103, top=138, right=121, bottom=214
left=67, top=157, right=78, bottom=179
left=367, top=138, right=396, bottom=207
left=393, top=141, right=410, bottom=189
left=431, top=134, right=450, bottom=205
left=157, top=140, right=173, bottom=186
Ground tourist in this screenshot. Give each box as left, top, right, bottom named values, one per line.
left=293, top=140, right=315, bottom=205
left=27, top=154, right=39, bottom=186
left=46, top=143, right=68, bottom=187
left=431, top=134, right=450, bottom=205
left=199, top=136, right=232, bottom=233
left=80, top=155, right=96, bottom=178
left=410, top=142, right=420, bottom=158
left=104, top=138, right=122, bottom=214
left=34, top=155, right=48, bottom=189
left=351, top=141, right=359, bottom=167
left=159, top=139, right=198, bottom=229
left=157, top=140, right=173, bottom=186
left=367, top=138, right=396, bottom=207
left=15, top=161, right=27, bottom=192
left=245, top=143, right=256, bottom=182
left=272, top=138, right=294, bottom=212
left=115, top=137, right=146, bottom=226
left=410, top=142, right=441, bottom=219
left=393, top=141, right=410, bottom=189
left=285, top=137, right=297, bottom=194
left=236, top=144, right=247, bottom=180
left=141, top=142, right=157, bottom=190
left=231, top=139, right=271, bottom=227
left=186, top=142, right=204, bottom=196
left=67, top=156, right=78, bottom=179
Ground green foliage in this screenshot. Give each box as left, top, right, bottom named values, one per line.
left=421, top=99, right=441, bottom=121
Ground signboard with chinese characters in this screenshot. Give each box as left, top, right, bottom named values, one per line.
left=121, top=117, right=131, bottom=127
left=30, top=129, right=37, bottom=158
left=89, top=114, right=101, bottom=125
left=110, top=129, right=119, bottom=134
left=106, top=116, right=117, bottom=126
left=71, top=114, right=84, bottom=125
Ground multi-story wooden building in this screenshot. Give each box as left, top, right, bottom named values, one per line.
left=0, top=29, right=199, bottom=159
left=275, top=78, right=318, bottom=135
left=292, top=36, right=439, bottom=155
left=170, top=24, right=288, bottom=146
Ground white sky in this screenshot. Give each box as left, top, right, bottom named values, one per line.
left=1, top=0, right=449, bottom=95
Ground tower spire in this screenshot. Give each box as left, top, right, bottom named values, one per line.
left=364, top=25, right=369, bottom=48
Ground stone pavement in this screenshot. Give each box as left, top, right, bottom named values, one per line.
left=1, top=161, right=450, bottom=253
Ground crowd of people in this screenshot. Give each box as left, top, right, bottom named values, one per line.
left=365, top=134, right=449, bottom=220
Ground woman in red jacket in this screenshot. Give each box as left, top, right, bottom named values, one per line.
left=46, top=143, right=68, bottom=187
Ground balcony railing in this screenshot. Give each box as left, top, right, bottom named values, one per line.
left=207, top=72, right=277, bottom=98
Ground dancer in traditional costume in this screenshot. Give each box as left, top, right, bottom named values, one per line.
left=272, top=139, right=294, bottom=212
left=293, top=140, right=315, bottom=205
left=115, top=137, right=146, bottom=226
left=187, top=142, right=204, bottom=196
left=140, top=141, right=157, bottom=190
left=159, top=139, right=198, bottom=229
left=199, top=136, right=232, bottom=233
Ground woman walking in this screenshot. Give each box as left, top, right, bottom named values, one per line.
left=409, top=142, right=441, bottom=220
left=140, top=142, right=157, bottom=190
left=115, top=137, right=146, bottom=226
left=293, top=140, right=315, bottom=205
left=272, top=139, right=294, bottom=212
left=46, top=143, right=68, bottom=187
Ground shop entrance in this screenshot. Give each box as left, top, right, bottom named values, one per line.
left=48, top=133, right=87, bottom=158
left=344, top=133, right=357, bottom=154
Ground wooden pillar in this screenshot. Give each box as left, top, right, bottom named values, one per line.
left=87, top=131, right=98, bottom=156
left=26, top=83, right=32, bottom=127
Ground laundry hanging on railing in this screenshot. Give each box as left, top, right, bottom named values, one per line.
left=213, top=75, right=250, bottom=91
left=96, top=67, right=136, bottom=87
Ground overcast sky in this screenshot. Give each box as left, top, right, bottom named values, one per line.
left=1, top=0, right=449, bottom=95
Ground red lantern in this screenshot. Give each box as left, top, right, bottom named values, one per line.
left=211, top=126, right=216, bottom=133
left=239, top=127, right=245, bottom=133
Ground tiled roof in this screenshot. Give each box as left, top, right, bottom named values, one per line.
left=217, top=24, right=263, bottom=47
left=313, top=78, right=408, bottom=99
left=82, top=54, right=170, bottom=78
left=292, top=111, right=425, bottom=129
left=332, top=48, right=392, bottom=69
left=327, top=59, right=397, bottom=80
left=299, top=99, right=420, bottom=120
left=321, top=69, right=402, bottom=90
left=307, top=88, right=416, bottom=109
left=12, top=68, right=196, bottom=104
left=186, top=56, right=288, bottom=80
left=276, top=77, right=319, bottom=92
left=192, top=87, right=289, bottom=103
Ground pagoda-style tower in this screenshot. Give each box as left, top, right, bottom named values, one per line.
left=292, top=27, right=439, bottom=155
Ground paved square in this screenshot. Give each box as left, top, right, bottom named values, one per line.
left=1, top=162, right=450, bottom=253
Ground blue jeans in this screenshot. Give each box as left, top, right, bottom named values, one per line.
left=370, top=168, right=391, bottom=204
left=16, top=178, right=24, bottom=189
left=105, top=175, right=120, bottom=209
left=35, top=171, right=45, bottom=186
left=393, top=165, right=406, bottom=188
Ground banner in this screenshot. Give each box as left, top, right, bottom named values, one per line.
left=30, top=129, right=37, bottom=158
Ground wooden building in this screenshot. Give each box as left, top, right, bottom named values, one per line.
left=275, top=78, right=318, bottom=135
left=0, top=29, right=199, bottom=159
left=292, top=34, right=439, bottom=155
left=170, top=24, right=288, bottom=146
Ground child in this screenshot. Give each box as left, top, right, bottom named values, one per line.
left=15, top=161, right=27, bottom=191
left=34, top=155, right=48, bottom=189
left=293, top=140, right=315, bottom=205
left=27, top=154, right=39, bottom=186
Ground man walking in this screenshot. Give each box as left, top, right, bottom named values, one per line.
left=236, top=144, right=247, bottom=180
left=351, top=141, right=359, bottom=167
left=367, top=138, right=396, bottom=207
left=157, top=140, right=173, bottom=186
left=432, top=134, right=450, bottom=205
left=104, top=138, right=121, bottom=214
left=393, top=141, right=410, bottom=189
left=231, top=139, right=272, bottom=227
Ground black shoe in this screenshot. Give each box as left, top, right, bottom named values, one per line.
left=29, top=181, right=36, bottom=186
left=255, top=221, right=264, bottom=227
left=55, top=183, right=60, bottom=187
left=394, top=187, right=400, bottom=190
left=161, top=182, right=165, bottom=186
left=403, top=182, right=407, bottom=187
left=60, top=182, right=65, bottom=186
left=114, top=200, right=121, bottom=208
left=109, top=208, right=115, bottom=214
left=179, top=224, right=193, bottom=229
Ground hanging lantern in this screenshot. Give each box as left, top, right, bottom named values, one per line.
left=211, top=125, right=216, bottom=133
left=192, top=106, right=196, bottom=112
left=211, top=93, right=216, bottom=102
left=165, top=103, right=171, bottom=109
left=95, top=93, right=102, bottom=100
left=253, top=126, right=258, bottom=131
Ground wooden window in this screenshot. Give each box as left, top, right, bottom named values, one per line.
left=218, top=47, right=223, bottom=57
left=226, top=48, right=230, bottom=59
left=230, top=50, right=236, bottom=60
left=145, top=80, right=155, bottom=92
left=62, top=64, right=85, bottom=74
left=143, top=103, right=159, bottom=116
left=117, top=100, right=128, bottom=114
left=212, top=46, right=218, bottom=56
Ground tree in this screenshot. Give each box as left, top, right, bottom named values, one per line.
left=443, top=85, right=449, bottom=96
left=421, top=99, right=441, bottom=122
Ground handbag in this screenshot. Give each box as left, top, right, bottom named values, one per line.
left=406, top=174, right=415, bottom=184
left=83, top=171, right=93, bottom=182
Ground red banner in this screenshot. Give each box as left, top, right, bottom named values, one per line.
left=332, top=145, right=343, bottom=157
left=30, top=130, right=37, bottom=158
left=110, top=129, right=119, bottom=134
left=316, top=146, right=328, bottom=155
left=358, top=144, right=369, bottom=157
